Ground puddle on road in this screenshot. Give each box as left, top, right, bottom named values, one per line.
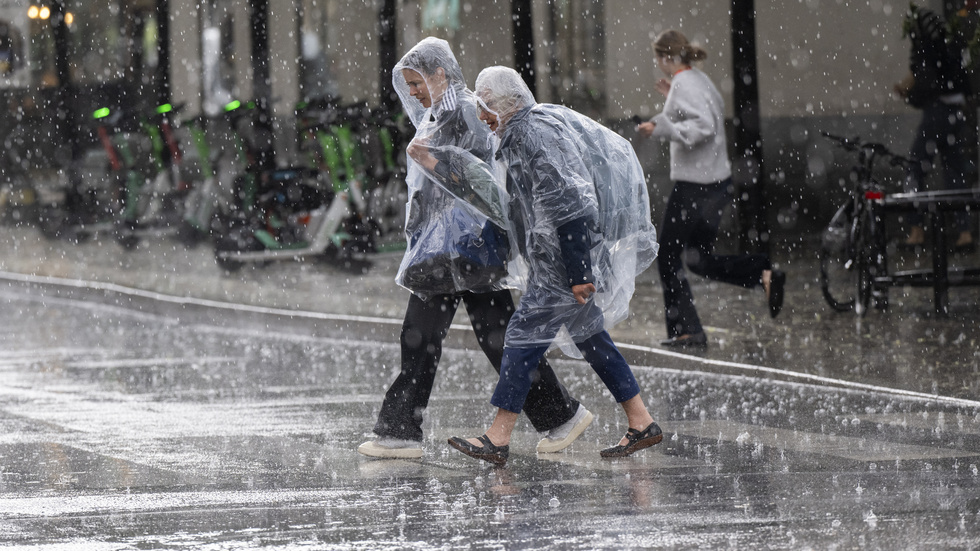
left=1, top=284, right=979, bottom=549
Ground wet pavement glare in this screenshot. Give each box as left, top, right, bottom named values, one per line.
left=0, top=227, right=979, bottom=549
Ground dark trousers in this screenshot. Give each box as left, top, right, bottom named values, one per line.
left=658, top=179, right=771, bottom=337
left=905, top=100, right=972, bottom=232
left=373, top=290, right=579, bottom=442
left=491, top=331, right=640, bottom=413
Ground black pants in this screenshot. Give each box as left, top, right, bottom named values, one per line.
left=373, top=289, right=579, bottom=442
left=658, top=179, right=771, bottom=338
left=905, top=100, right=972, bottom=232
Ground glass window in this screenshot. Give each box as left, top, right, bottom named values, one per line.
left=23, top=2, right=56, bottom=88
left=67, top=0, right=128, bottom=85
left=14, top=0, right=137, bottom=89
left=546, top=0, right=606, bottom=118
left=299, top=0, right=339, bottom=104
left=201, top=0, right=237, bottom=115
left=0, top=17, right=26, bottom=80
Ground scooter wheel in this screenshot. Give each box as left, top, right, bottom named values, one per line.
left=213, top=224, right=262, bottom=273
left=37, top=205, right=67, bottom=240
left=215, top=255, right=244, bottom=273
left=115, top=220, right=139, bottom=250
left=176, top=221, right=207, bottom=248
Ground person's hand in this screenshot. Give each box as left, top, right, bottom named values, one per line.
left=636, top=121, right=655, bottom=138
left=572, top=283, right=596, bottom=305
left=893, top=71, right=914, bottom=100
left=892, top=82, right=908, bottom=99
left=407, top=139, right=438, bottom=171
left=406, top=138, right=428, bottom=160
left=655, top=78, right=672, bottom=97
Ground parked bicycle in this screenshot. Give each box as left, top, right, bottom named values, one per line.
left=111, top=103, right=194, bottom=249
left=176, top=112, right=227, bottom=246
left=360, top=107, right=410, bottom=246
left=297, top=99, right=409, bottom=245
left=37, top=111, right=127, bottom=242
left=819, top=132, right=912, bottom=315
left=212, top=99, right=374, bottom=272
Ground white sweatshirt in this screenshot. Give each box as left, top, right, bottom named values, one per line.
left=650, top=67, right=732, bottom=184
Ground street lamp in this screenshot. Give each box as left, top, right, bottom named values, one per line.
left=27, top=5, right=72, bottom=25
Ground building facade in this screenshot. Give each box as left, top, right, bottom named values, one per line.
left=1, top=0, right=971, bottom=232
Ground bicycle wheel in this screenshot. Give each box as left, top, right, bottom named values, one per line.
left=37, top=203, right=68, bottom=240
left=366, top=173, right=407, bottom=239
left=854, top=202, right=888, bottom=316
left=820, top=202, right=857, bottom=312
left=114, top=219, right=140, bottom=250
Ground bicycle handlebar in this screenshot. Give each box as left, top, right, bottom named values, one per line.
left=297, top=104, right=403, bottom=133
left=820, top=131, right=912, bottom=168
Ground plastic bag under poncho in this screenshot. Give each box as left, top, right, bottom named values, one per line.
left=391, top=38, right=517, bottom=300
left=475, top=66, right=659, bottom=353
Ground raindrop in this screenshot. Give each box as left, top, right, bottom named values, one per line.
left=549, top=496, right=560, bottom=508
left=864, top=510, right=878, bottom=529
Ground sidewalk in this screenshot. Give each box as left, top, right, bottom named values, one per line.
left=2, top=224, right=978, bottom=403
left=2, top=224, right=980, bottom=549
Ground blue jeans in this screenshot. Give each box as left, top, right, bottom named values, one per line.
left=491, top=331, right=641, bottom=414
left=373, top=290, right=579, bottom=441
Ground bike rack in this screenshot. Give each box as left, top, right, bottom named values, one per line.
left=878, top=188, right=980, bottom=316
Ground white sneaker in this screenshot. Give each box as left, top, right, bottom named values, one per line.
left=357, top=438, right=423, bottom=459
left=536, top=405, right=594, bottom=453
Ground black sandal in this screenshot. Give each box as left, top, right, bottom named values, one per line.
left=600, top=422, right=663, bottom=458
left=448, top=434, right=509, bottom=465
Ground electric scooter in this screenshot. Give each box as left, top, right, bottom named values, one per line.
left=212, top=100, right=375, bottom=272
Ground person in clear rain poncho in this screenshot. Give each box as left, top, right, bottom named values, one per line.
left=447, top=66, right=662, bottom=465
left=357, top=39, right=593, bottom=460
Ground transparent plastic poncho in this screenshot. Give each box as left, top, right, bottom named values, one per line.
left=391, top=38, right=516, bottom=300
left=475, top=66, right=659, bottom=353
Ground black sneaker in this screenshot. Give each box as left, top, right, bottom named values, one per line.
left=768, top=270, right=786, bottom=318
left=659, top=332, right=707, bottom=348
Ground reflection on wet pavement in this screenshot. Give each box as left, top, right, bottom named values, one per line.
left=0, top=226, right=980, bottom=550
left=0, top=277, right=978, bottom=549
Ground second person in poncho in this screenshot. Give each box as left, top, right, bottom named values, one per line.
left=448, top=66, right=662, bottom=465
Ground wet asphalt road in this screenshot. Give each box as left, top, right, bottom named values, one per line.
left=1, top=226, right=980, bottom=549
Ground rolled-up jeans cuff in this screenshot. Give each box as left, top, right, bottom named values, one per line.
left=490, top=345, right=550, bottom=413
